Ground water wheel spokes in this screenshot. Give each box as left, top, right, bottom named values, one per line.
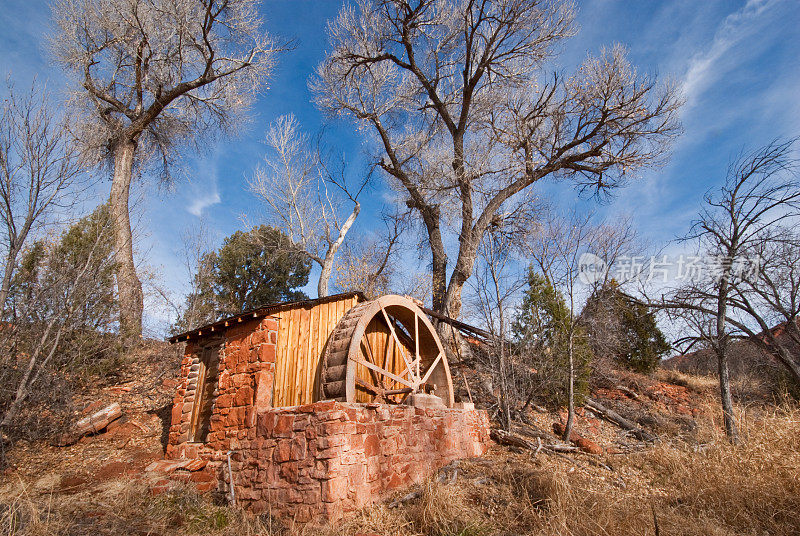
left=320, top=295, right=454, bottom=406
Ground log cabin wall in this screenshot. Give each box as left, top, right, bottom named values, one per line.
left=271, top=293, right=361, bottom=407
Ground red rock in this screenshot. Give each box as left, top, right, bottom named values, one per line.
left=162, top=377, right=180, bottom=389
left=363, top=435, right=380, bottom=456
left=80, top=399, right=106, bottom=416
left=194, top=481, right=215, bottom=493
left=189, top=470, right=215, bottom=483
left=273, top=414, right=295, bottom=436
left=575, top=437, right=603, bottom=455
left=275, top=439, right=293, bottom=462
left=552, top=422, right=603, bottom=454
left=259, top=344, right=276, bottom=363
left=254, top=371, right=273, bottom=410
left=183, top=459, right=207, bottom=471
left=234, top=385, right=254, bottom=406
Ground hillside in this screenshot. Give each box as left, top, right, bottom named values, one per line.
left=1, top=343, right=798, bottom=535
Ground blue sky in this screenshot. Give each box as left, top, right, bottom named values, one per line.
left=1, top=0, right=798, bottom=335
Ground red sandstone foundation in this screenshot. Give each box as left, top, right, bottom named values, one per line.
left=171, top=401, right=489, bottom=523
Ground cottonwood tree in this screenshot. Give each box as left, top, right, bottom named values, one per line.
left=313, top=0, right=681, bottom=319
left=0, top=82, right=85, bottom=315
left=52, top=0, right=279, bottom=339
left=662, top=139, right=800, bottom=442
left=250, top=114, right=369, bottom=297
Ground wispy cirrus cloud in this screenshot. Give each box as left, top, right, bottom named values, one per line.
left=681, top=0, right=779, bottom=107
left=187, top=189, right=221, bottom=217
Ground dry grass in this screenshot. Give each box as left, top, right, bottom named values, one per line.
left=0, top=480, right=268, bottom=535
left=326, top=405, right=800, bottom=536
left=2, top=405, right=799, bottom=536
left=655, top=368, right=718, bottom=394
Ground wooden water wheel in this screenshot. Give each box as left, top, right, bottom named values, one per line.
left=320, top=295, right=454, bottom=407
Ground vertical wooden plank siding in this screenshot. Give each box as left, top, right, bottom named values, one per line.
left=269, top=294, right=419, bottom=407
left=287, top=307, right=300, bottom=404
left=271, top=296, right=362, bottom=407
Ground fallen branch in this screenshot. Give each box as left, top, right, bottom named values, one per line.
left=512, top=421, right=556, bottom=442
left=616, top=385, right=640, bottom=400
left=491, top=428, right=537, bottom=450
left=584, top=398, right=657, bottom=442
left=54, top=402, right=123, bottom=446
left=491, top=429, right=578, bottom=453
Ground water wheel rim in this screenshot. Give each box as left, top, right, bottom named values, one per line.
left=343, top=295, right=454, bottom=406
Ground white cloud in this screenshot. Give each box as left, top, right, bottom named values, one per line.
left=187, top=190, right=221, bottom=217
left=681, top=0, right=778, bottom=107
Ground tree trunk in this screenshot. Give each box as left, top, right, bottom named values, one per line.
left=318, top=260, right=332, bottom=298
left=317, top=202, right=360, bottom=298
left=431, top=243, right=448, bottom=314
left=497, top=315, right=511, bottom=431
left=442, top=233, right=481, bottom=320
left=0, top=248, right=19, bottom=315
left=445, top=278, right=466, bottom=320
left=716, top=349, right=739, bottom=442
left=715, top=268, right=739, bottom=443
left=563, top=329, right=575, bottom=442
left=110, top=138, right=144, bottom=341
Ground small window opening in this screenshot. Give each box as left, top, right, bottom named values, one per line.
left=189, top=343, right=220, bottom=442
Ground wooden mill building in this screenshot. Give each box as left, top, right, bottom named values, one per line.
left=164, top=292, right=488, bottom=523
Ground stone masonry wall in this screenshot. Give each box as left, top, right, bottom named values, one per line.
left=230, top=401, right=491, bottom=524
left=166, top=316, right=279, bottom=462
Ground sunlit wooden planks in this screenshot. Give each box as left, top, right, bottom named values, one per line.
left=271, top=295, right=362, bottom=407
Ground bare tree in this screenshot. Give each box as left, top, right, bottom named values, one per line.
left=525, top=210, right=636, bottom=440
left=0, top=82, right=85, bottom=316
left=0, top=205, right=116, bottom=434
left=470, top=220, right=526, bottom=430
left=250, top=114, right=368, bottom=297
left=661, top=139, right=800, bottom=442
left=52, top=0, right=279, bottom=339
left=334, top=214, right=407, bottom=299
left=526, top=210, right=596, bottom=440
left=313, top=0, right=681, bottom=319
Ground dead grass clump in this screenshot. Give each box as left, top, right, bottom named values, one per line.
left=0, top=479, right=270, bottom=536
left=404, top=480, right=488, bottom=536
left=501, top=465, right=558, bottom=510
left=629, top=406, right=800, bottom=536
